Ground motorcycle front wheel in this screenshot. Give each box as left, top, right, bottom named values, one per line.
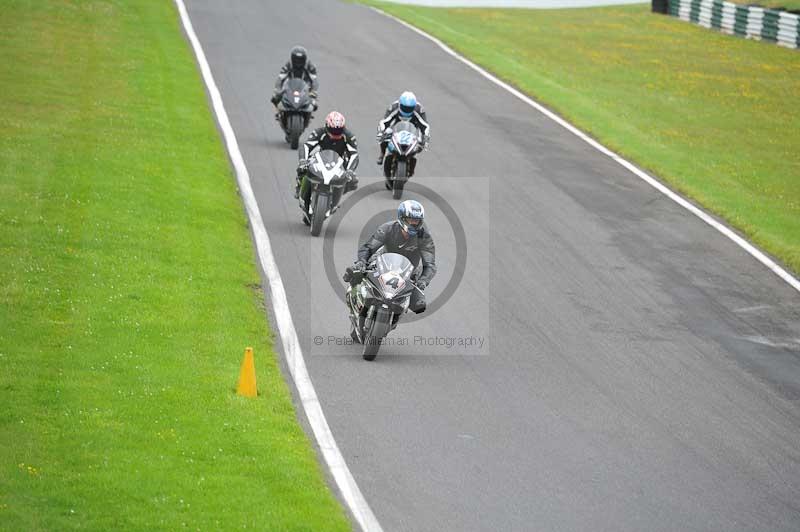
left=392, top=160, right=407, bottom=200
left=362, top=330, right=380, bottom=361
left=287, top=114, right=303, bottom=149
left=310, top=193, right=329, bottom=237
left=362, top=308, right=392, bottom=361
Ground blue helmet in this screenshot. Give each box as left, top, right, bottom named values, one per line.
left=397, top=200, right=424, bottom=237
left=398, top=91, right=417, bottom=118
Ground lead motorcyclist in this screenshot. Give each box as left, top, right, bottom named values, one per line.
left=376, top=91, right=431, bottom=174
left=295, top=111, right=359, bottom=200
left=344, top=200, right=435, bottom=314
left=270, top=45, right=319, bottom=110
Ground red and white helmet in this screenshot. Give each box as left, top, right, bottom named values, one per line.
left=325, top=111, right=346, bottom=140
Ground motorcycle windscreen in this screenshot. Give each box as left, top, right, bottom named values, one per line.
left=281, top=78, right=310, bottom=106
left=310, top=149, right=346, bottom=185
left=374, top=252, right=414, bottom=298
left=390, top=121, right=419, bottom=155
left=392, top=121, right=418, bottom=136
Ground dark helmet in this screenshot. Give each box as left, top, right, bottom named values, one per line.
left=290, top=46, right=307, bottom=72
left=397, top=200, right=424, bottom=237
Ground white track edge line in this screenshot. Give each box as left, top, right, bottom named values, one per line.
left=174, top=2, right=383, bottom=530
left=369, top=6, right=800, bottom=294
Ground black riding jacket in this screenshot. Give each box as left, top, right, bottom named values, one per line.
left=301, top=127, right=359, bottom=172
left=274, top=61, right=319, bottom=93
left=357, top=221, right=437, bottom=285
left=377, top=101, right=431, bottom=139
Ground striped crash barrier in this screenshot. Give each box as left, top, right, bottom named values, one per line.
left=668, top=0, right=799, bottom=49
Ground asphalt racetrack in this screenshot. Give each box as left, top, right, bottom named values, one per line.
left=184, top=1, right=800, bottom=530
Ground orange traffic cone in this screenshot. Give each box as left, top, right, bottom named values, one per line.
left=236, top=347, right=257, bottom=397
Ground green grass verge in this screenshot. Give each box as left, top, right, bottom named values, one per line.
left=0, top=1, right=349, bottom=530
left=363, top=1, right=800, bottom=274
left=743, top=0, right=800, bottom=10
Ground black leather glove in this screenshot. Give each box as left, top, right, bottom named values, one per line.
left=297, top=158, right=310, bottom=174
left=344, top=170, right=358, bottom=192
left=343, top=260, right=365, bottom=283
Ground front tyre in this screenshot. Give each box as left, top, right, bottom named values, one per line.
left=287, top=114, right=303, bottom=149
left=392, top=179, right=405, bottom=200
left=361, top=308, right=392, bottom=361
left=310, top=193, right=329, bottom=237
left=392, top=160, right=407, bottom=199
left=362, top=337, right=379, bottom=361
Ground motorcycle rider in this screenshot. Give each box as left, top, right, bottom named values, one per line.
left=270, top=45, right=319, bottom=110
left=344, top=200, right=435, bottom=314
left=376, top=91, right=431, bottom=174
left=296, top=111, right=359, bottom=204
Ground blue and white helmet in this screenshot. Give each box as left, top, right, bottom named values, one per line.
left=398, top=91, right=417, bottom=118
left=397, top=200, right=424, bottom=237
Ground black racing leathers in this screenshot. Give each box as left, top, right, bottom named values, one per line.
left=300, top=127, right=359, bottom=172
left=357, top=221, right=436, bottom=312
left=272, top=61, right=319, bottom=103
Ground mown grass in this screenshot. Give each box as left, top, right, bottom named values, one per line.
left=0, top=1, right=349, bottom=530
left=745, top=0, right=800, bottom=10
left=364, top=1, right=800, bottom=274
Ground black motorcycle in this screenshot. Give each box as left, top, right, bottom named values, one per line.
left=382, top=121, right=422, bottom=199
left=276, top=78, right=314, bottom=149
left=345, top=252, right=419, bottom=360
left=298, top=149, right=348, bottom=236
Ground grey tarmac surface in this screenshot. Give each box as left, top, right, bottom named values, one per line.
left=184, top=1, right=800, bottom=530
